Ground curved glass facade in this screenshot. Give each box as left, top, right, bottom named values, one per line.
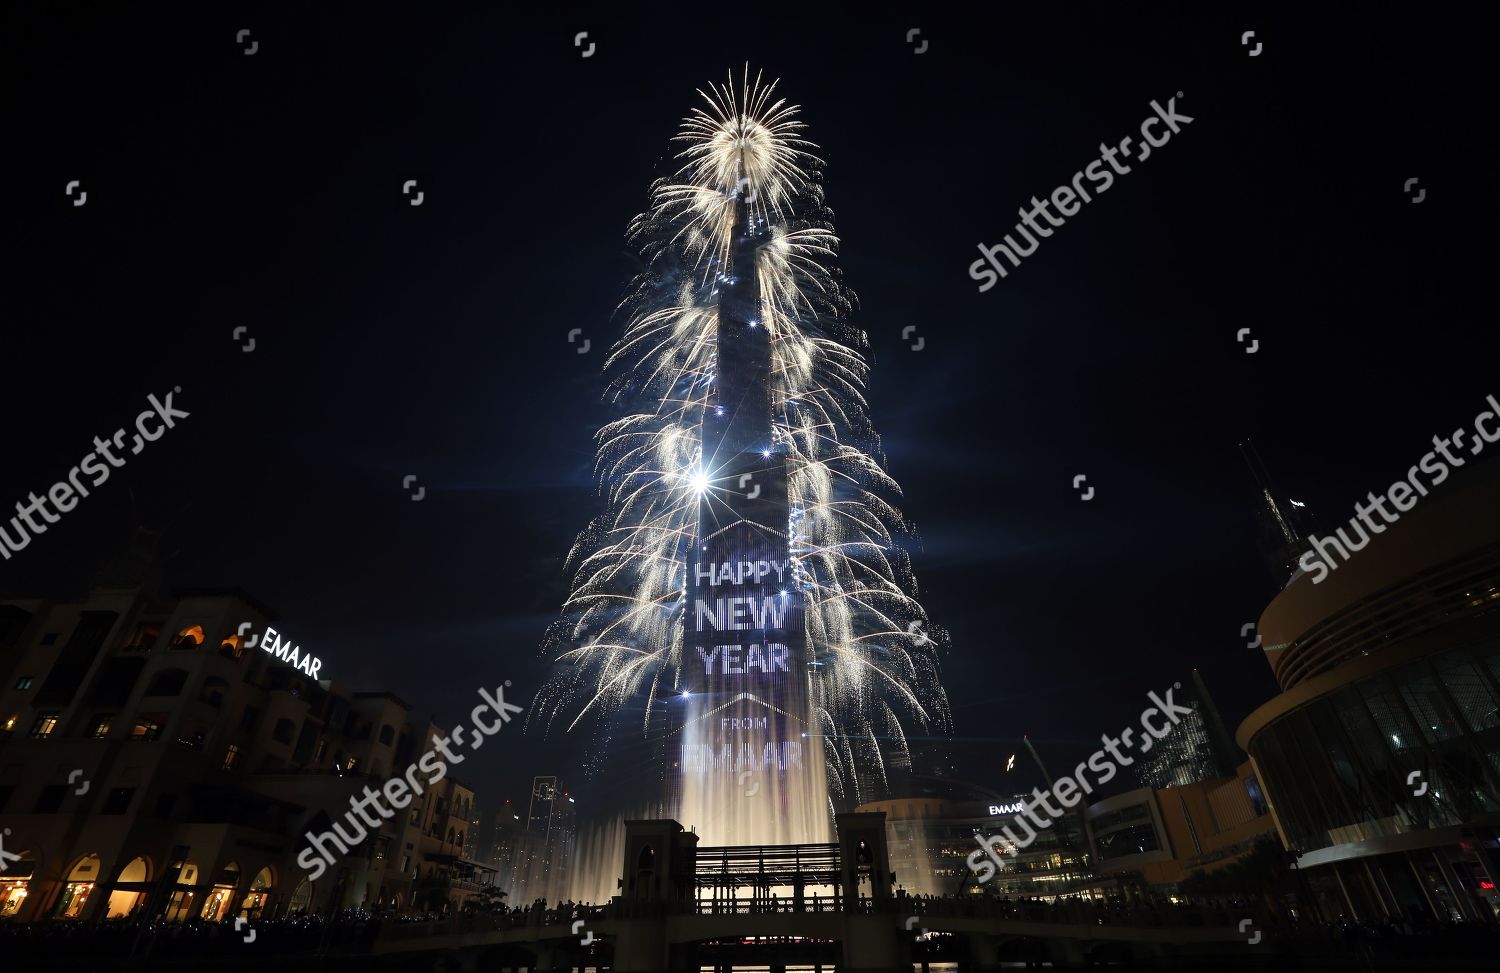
left=1247, top=637, right=1500, bottom=854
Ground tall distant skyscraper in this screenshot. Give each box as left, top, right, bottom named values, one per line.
left=532, top=70, right=951, bottom=850
left=1241, top=440, right=1314, bottom=584
left=1135, top=672, right=1239, bottom=790
left=515, top=775, right=576, bottom=902
left=674, top=186, right=831, bottom=845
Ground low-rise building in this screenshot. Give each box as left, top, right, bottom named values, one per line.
left=0, top=584, right=488, bottom=922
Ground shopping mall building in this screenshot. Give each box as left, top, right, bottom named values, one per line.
left=1237, top=461, right=1500, bottom=921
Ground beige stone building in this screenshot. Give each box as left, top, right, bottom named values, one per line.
left=0, top=584, right=489, bottom=922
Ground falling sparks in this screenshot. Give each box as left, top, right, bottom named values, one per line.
left=531, top=68, right=951, bottom=810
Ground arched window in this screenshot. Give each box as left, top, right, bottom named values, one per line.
left=271, top=718, right=295, bottom=744
left=240, top=866, right=274, bottom=919
left=218, top=634, right=244, bottom=660
left=144, top=668, right=189, bottom=697
left=58, top=854, right=102, bottom=918
left=446, top=827, right=455, bottom=845
left=378, top=724, right=394, bottom=746
left=288, top=878, right=313, bottom=915
left=171, top=625, right=205, bottom=650
left=106, top=856, right=151, bottom=918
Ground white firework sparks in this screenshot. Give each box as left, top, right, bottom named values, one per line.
left=533, top=68, right=950, bottom=810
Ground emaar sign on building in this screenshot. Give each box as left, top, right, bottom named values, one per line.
left=261, top=626, right=323, bottom=679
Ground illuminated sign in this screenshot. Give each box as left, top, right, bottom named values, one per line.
left=261, top=626, right=323, bottom=680
left=681, top=502, right=806, bottom=776
left=989, top=802, right=1025, bottom=816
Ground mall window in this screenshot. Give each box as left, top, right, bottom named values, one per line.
left=101, top=787, right=135, bottom=815
left=223, top=744, right=241, bottom=771
left=1095, top=822, right=1160, bottom=861
left=30, top=713, right=59, bottom=738
left=1244, top=774, right=1269, bottom=816
left=13, top=676, right=32, bottom=690
left=239, top=705, right=260, bottom=732
left=379, top=724, right=395, bottom=746
left=90, top=715, right=113, bottom=738
left=1, top=714, right=16, bottom=733
left=272, top=719, right=295, bottom=744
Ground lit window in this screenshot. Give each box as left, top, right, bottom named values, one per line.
left=131, top=718, right=163, bottom=742
left=1, top=714, right=15, bottom=733
left=171, top=625, right=205, bottom=650
left=31, top=714, right=59, bottom=738
left=13, top=676, right=32, bottom=690
left=223, top=744, right=241, bottom=771
left=91, top=716, right=113, bottom=738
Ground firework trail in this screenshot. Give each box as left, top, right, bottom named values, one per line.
left=531, top=68, right=951, bottom=819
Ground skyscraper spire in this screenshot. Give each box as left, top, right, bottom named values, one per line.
left=1241, top=439, right=1312, bottom=583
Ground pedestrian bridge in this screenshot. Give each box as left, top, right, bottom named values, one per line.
left=364, top=815, right=1262, bottom=971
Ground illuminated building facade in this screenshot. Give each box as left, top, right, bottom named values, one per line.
left=1085, top=758, right=1276, bottom=886
left=674, top=187, right=830, bottom=846
left=1237, top=464, right=1500, bottom=922
left=0, top=585, right=485, bottom=921
left=858, top=778, right=1092, bottom=899
left=1133, top=671, right=1240, bottom=791
left=511, top=775, right=576, bottom=903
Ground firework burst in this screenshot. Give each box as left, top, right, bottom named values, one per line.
left=532, top=68, right=950, bottom=811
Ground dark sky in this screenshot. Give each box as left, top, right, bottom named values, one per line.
left=4, top=5, right=1495, bottom=819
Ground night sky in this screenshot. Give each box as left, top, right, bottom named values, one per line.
left=4, top=5, right=1494, bottom=820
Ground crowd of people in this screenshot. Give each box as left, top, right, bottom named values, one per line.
left=1, top=889, right=1495, bottom=963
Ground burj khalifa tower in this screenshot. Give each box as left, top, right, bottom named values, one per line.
left=673, top=183, right=832, bottom=846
